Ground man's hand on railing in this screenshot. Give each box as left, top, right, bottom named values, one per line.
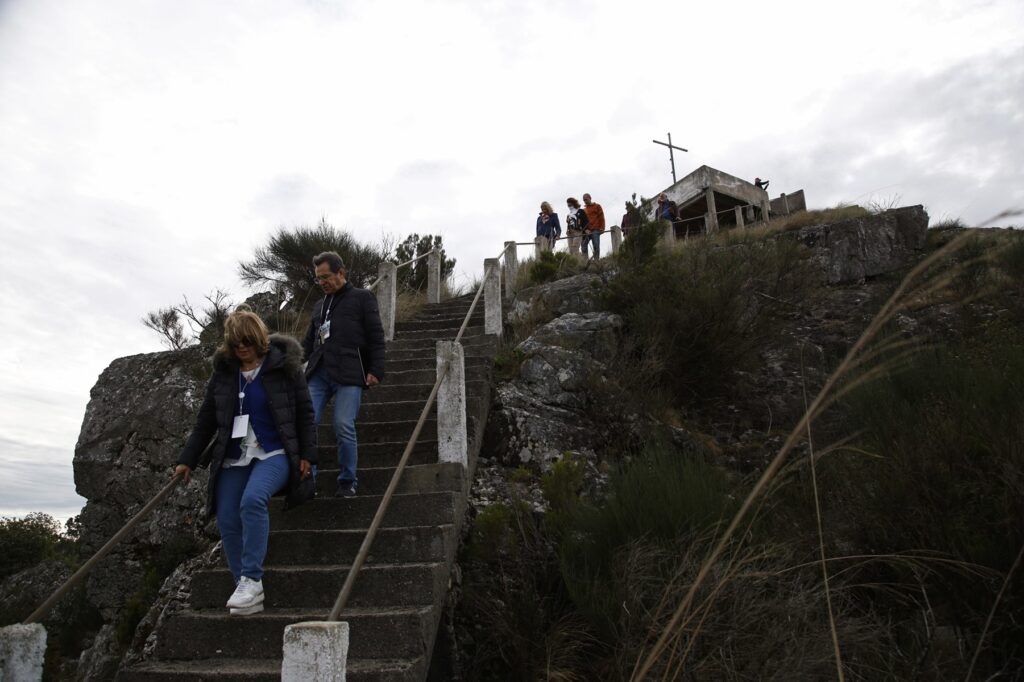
left=174, top=464, right=192, bottom=484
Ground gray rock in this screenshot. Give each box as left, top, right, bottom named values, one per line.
left=791, top=205, right=928, bottom=284
left=508, top=272, right=606, bottom=324
left=486, top=312, right=623, bottom=467
left=71, top=346, right=218, bottom=667
left=0, top=559, right=73, bottom=626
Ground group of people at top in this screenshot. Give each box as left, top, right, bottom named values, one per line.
left=536, top=192, right=606, bottom=259
left=174, top=251, right=386, bottom=617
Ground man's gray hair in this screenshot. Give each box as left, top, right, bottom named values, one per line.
left=313, top=251, right=346, bottom=273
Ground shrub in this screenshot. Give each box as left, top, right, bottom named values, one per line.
left=606, top=237, right=815, bottom=406
left=0, top=513, right=63, bottom=580
left=522, top=250, right=583, bottom=286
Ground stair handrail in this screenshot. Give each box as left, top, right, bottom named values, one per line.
left=328, top=261, right=494, bottom=621
left=22, top=437, right=217, bottom=624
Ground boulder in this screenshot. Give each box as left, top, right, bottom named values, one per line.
left=485, top=312, right=622, bottom=468
left=74, top=346, right=216, bottom=617
left=793, top=205, right=929, bottom=284
left=507, top=273, right=605, bottom=325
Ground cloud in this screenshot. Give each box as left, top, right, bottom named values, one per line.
left=0, top=436, right=85, bottom=524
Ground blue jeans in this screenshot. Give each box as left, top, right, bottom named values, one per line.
left=215, top=454, right=290, bottom=581
left=308, top=369, right=363, bottom=487
left=582, top=231, right=600, bottom=259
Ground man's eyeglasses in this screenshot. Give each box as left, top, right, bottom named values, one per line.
left=231, top=337, right=256, bottom=349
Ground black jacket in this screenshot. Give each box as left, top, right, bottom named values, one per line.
left=302, top=282, right=386, bottom=386
left=178, top=334, right=317, bottom=515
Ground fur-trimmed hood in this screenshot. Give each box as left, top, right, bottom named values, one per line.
left=211, top=333, right=305, bottom=375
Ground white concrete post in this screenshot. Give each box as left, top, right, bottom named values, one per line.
left=704, top=188, right=719, bottom=233
left=760, top=198, right=771, bottom=224
left=427, top=248, right=441, bottom=304
left=780, top=192, right=790, bottom=215
left=0, top=624, right=47, bottom=682
left=376, top=261, right=397, bottom=341
left=661, top=220, right=676, bottom=245
left=534, top=235, right=550, bottom=258
left=282, top=621, right=349, bottom=682
left=734, top=206, right=745, bottom=228
left=436, top=340, right=467, bottom=467
left=746, top=205, right=755, bottom=223
left=483, top=258, right=501, bottom=336
left=503, top=241, right=518, bottom=301
left=610, top=225, right=622, bottom=254
left=703, top=214, right=710, bottom=235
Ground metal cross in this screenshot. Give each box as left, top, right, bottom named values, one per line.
left=652, top=133, right=688, bottom=185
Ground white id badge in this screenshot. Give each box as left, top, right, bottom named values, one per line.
left=231, top=414, right=250, bottom=438
left=318, top=320, right=331, bottom=344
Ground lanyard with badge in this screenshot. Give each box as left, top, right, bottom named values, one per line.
left=231, top=371, right=252, bottom=438
left=318, top=294, right=337, bottom=345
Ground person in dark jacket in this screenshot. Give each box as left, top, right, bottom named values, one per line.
left=175, top=310, right=316, bottom=616
left=303, top=251, right=386, bottom=498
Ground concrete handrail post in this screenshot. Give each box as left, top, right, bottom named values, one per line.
left=704, top=188, right=719, bottom=233
left=661, top=220, right=676, bottom=246
left=760, top=198, right=771, bottom=224
left=503, top=241, right=518, bottom=301
left=281, top=621, right=349, bottom=681
left=610, top=225, right=622, bottom=254
left=483, top=258, right=502, bottom=336
left=780, top=192, right=790, bottom=215
left=376, top=261, right=397, bottom=341
left=0, top=624, right=46, bottom=681
left=534, top=235, right=549, bottom=258
left=436, top=340, right=467, bottom=467
left=735, top=206, right=745, bottom=228
left=427, top=248, right=441, bottom=304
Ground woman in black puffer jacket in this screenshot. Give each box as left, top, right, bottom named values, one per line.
left=175, top=311, right=316, bottom=616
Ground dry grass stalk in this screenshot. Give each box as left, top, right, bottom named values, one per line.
left=631, top=231, right=979, bottom=681
left=964, top=541, right=1024, bottom=681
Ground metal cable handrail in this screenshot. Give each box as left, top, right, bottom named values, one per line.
left=328, top=263, right=492, bottom=620
left=23, top=437, right=216, bottom=624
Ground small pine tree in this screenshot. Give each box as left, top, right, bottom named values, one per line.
left=393, top=234, right=456, bottom=292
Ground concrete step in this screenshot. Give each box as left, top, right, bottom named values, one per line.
left=361, top=379, right=489, bottom=404
left=386, top=355, right=492, bottom=374
left=121, top=657, right=425, bottom=682
left=268, top=492, right=457, bottom=530
left=319, top=418, right=437, bottom=445
left=264, top=525, right=455, bottom=566
left=396, top=313, right=483, bottom=332
left=154, top=606, right=436, bottom=661
left=387, top=345, right=496, bottom=363
left=394, top=326, right=487, bottom=341
left=358, top=400, right=436, bottom=423
left=386, top=335, right=497, bottom=353
left=190, top=562, right=447, bottom=609
left=313, top=462, right=465, bottom=497
left=344, top=440, right=438, bottom=468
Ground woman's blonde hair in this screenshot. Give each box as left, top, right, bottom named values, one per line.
left=218, top=310, right=270, bottom=359
left=540, top=201, right=553, bottom=214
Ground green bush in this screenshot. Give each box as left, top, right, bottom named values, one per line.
left=827, top=337, right=1024, bottom=665
left=606, top=237, right=814, bottom=406
left=0, top=513, right=63, bottom=580
left=524, top=250, right=582, bottom=286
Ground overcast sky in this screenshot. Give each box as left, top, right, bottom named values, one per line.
left=1, top=0, right=1021, bottom=523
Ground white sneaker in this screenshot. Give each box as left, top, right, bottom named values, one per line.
left=226, top=576, right=264, bottom=614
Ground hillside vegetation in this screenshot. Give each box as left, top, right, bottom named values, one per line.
left=457, top=215, right=1024, bottom=680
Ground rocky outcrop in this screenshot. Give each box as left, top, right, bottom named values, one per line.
left=792, top=205, right=929, bottom=284
left=507, top=272, right=606, bottom=325
left=71, top=345, right=218, bottom=679
left=485, top=312, right=622, bottom=470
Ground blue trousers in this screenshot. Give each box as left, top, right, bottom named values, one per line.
left=308, top=370, right=363, bottom=487
left=582, top=231, right=601, bottom=259
left=214, top=454, right=290, bottom=581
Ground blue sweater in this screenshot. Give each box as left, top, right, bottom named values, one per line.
left=536, top=212, right=561, bottom=239
left=228, top=372, right=284, bottom=459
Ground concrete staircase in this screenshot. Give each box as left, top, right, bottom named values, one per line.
left=122, top=294, right=496, bottom=681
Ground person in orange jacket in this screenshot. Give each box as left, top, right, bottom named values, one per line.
left=581, top=193, right=605, bottom=260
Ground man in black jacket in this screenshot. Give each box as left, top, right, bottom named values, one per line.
left=303, top=251, right=386, bottom=497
